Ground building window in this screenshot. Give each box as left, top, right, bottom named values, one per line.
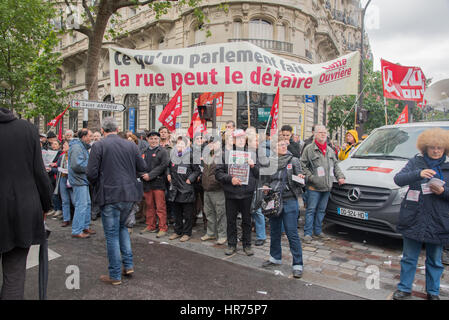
left=194, top=24, right=206, bottom=45
left=233, top=20, right=242, bottom=38
left=69, top=110, right=78, bottom=132
left=249, top=19, right=273, bottom=40
left=149, top=93, right=170, bottom=131
left=237, top=91, right=275, bottom=130
left=123, top=94, right=139, bottom=132
left=102, top=95, right=113, bottom=120
left=277, top=24, right=286, bottom=42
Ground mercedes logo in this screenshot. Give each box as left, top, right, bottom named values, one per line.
left=347, top=188, right=361, bottom=202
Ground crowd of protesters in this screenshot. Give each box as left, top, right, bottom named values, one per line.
left=38, top=118, right=348, bottom=283
left=3, top=103, right=449, bottom=300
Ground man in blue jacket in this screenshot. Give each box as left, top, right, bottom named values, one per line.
left=87, top=117, right=147, bottom=285
left=68, top=129, right=94, bottom=238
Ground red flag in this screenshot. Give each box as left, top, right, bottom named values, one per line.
left=188, top=107, right=207, bottom=138
left=394, top=105, right=409, bottom=124
left=198, top=92, right=212, bottom=106
left=381, top=59, right=426, bottom=102
left=47, top=105, right=70, bottom=127
left=269, top=88, right=280, bottom=134
left=211, top=92, right=224, bottom=116
left=158, top=87, right=182, bottom=132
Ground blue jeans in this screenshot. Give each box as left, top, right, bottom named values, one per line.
left=52, top=193, right=62, bottom=211
left=101, top=202, right=134, bottom=281
left=304, top=190, right=330, bottom=237
left=71, top=185, right=91, bottom=235
left=59, top=176, right=73, bottom=222
left=397, top=237, right=444, bottom=296
left=269, top=199, right=303, bottom=270
left=252, top=208, right=266, bottom=240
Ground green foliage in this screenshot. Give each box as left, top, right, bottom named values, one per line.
left=327, top=59, right=423, bottom=137
left=0, top=0, right=66, bottom=118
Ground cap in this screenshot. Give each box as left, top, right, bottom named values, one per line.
left=232, top=129, right=246, bottom=138
left=39, top=133, right=47, bottom=138
left=47, top=131, right=57, bottom=139
left=146, top=131, right=160, bottom=138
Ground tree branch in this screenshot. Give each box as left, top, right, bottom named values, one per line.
left=82, top=0, right=96, bottom=28
left=73, top=24, right=93, bottom=38
left=114, top=0, right=155, bottom=10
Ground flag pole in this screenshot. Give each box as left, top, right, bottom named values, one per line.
left=384, top=97, right=388, bottom=125
left=247, top=91, right=251, bottom=127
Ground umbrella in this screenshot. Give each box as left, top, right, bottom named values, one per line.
left=423, top=78, right=449, bottom=110
left=38, top=222, right=51, bottom=300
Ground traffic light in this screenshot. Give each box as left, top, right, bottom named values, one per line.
left=197, top=103, right=215, bottom=121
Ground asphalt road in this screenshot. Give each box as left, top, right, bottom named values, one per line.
left=19, top=218, right=361, bottom=302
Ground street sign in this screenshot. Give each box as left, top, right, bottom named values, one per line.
left=305, top=95, right=316, bottom=103
left=71, top=100, right=126, bottom=112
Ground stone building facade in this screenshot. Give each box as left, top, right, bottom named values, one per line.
left=40, top=0, right=371, bottom=142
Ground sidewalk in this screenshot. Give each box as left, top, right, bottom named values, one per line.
left=125, top=212, right=449, bottom=300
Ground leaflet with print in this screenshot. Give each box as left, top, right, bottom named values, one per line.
left=42, top=150, right=58, bottom=168
left=228, top=150, right=250, bottom=185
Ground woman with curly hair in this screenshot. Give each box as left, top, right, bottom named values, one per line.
left=393, top=127, right=449, bottom=300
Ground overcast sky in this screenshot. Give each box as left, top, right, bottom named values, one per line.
left=364, top=0, right=449, bottom=83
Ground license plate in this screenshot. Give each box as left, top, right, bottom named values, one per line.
left=337, top=207, right=368, bottom=220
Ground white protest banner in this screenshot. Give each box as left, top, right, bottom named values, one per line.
left=110, top=42, right=360, bottom=95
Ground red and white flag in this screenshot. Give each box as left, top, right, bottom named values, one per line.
left=381, top=59, right=426, bottom=102
left=47, top=105, right=70, bottom=127
left=211, top=92, right=224, bottom=116
left=47, top=105, right=70, bottom=141
left=188, top=107, right=207, bottom=138
left=158, top=86, right=182, bottom=132
left=269, top=88, right=280, bottom=135
left=394, top=105, right=409, bottom=124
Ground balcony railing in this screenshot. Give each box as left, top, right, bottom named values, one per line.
left=188, top=42, right=206, bottom=48
left=69, top=79, right=76, bottom=86
left=228, top=39, right=293, bottom=53
left=346, top=43, right=356, bottom=51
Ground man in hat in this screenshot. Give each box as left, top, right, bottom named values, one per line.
left=140, top=131, right=170, bottom=237
left=46, top=131, right=57, bottom=145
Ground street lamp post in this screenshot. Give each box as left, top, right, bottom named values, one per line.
left=356, top=0, right=371, bottom=137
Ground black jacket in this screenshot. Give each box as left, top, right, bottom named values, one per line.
left=260, top=154, right=304, bottom=200
left=215, top=148, right=259, bottom=200
left=141, top=145, right=169, bottom=192
left=394, top=154, right=449, bottom=245
left=87, top=134, right=147, bottom=207
left=167, top=149, right=201, bottom=203
left=0, top=108, right=52, bottom=253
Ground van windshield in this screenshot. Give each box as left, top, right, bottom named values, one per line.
left=352, top=126, right=449, bottom=160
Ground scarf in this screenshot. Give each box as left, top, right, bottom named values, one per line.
left=315, top=139, right=327, bottom=156
left=424, top=153, right=445, bottom=180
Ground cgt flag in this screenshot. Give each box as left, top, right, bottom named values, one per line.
left=158, top=86, right=182, bottom=132
left=188, top=106, right=207, bottom=138
left=47, top=105, right=70, bottom=141
left=269, top=87, right=280, bottom=135
left=394, top=105, right=409, bottom=124
left=381, top=59, right=426, bottom=102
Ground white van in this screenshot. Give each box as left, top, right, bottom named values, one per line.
left=325, top=121, right=449, bottom=238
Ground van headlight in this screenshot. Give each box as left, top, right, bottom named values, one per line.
left=392, top=186, right=409, bottom=205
